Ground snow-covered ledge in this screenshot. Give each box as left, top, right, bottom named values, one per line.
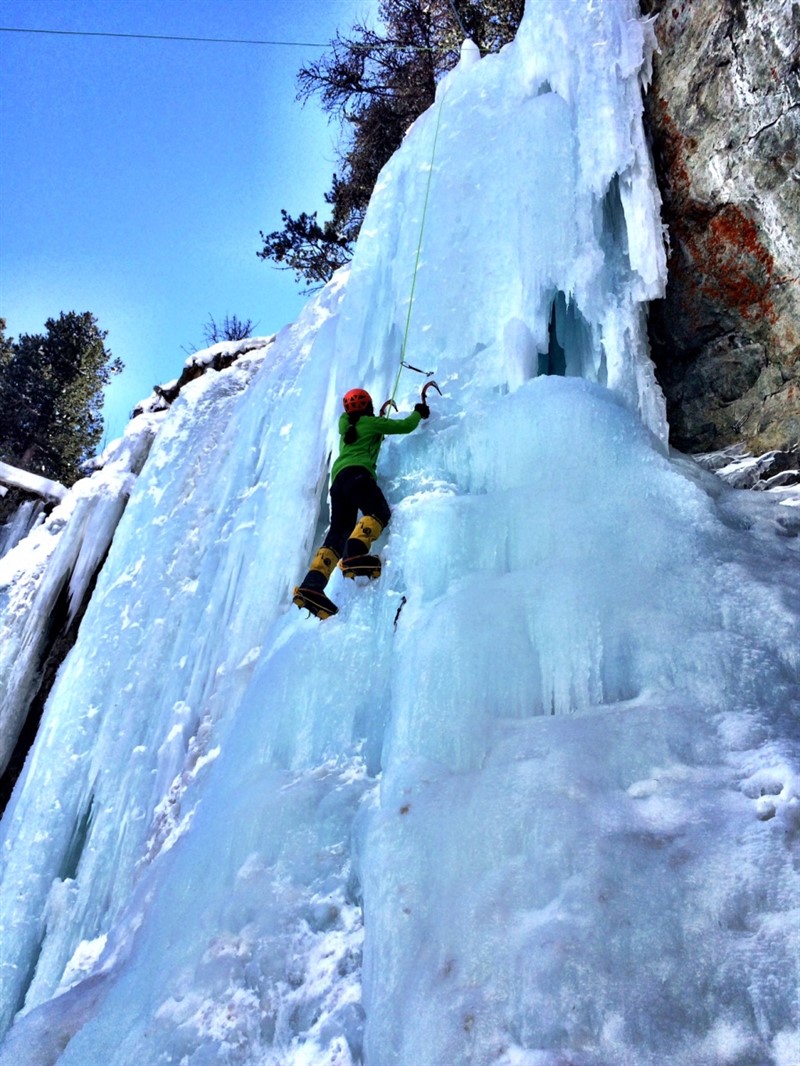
left=0, top=460, right=67, bottom=503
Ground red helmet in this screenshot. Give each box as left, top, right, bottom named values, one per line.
left=343, top=388, right=373, bottom=414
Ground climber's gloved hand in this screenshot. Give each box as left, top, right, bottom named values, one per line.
left=414, top=402, right=430, bottom=419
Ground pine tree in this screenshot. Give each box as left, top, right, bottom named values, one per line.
left=0, top=319, right=13, bottom=381
left=258, top=0, right=523, bottom=289
left=0, top=312, right=123, bottom=485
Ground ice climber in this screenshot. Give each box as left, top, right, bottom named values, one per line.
left=293, top=387, right=429, bottom=618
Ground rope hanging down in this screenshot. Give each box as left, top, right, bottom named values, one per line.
left=388, top=4, right=471, bottom=408
left=446, top=0, right=470, bottom=40
left=387, top=86, right=448, bottom=409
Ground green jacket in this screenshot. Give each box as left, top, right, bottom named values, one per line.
left=331, top=409, right=422, bottom=483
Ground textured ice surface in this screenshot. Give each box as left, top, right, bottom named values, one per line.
left=1, top=2, right=798, bottom=1064
left=0, top=499, right=45, bottom=560
left=0, top=417, right=159, bottom=778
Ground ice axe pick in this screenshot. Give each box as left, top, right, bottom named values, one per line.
left=421, top=381, right=442, bottom=405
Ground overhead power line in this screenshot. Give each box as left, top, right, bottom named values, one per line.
left=0, top=25, right=445, bottom=53
left=0, top=26, right=329, bottom=48
left=0, top=12, right=472, bottom=55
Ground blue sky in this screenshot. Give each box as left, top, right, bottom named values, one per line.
left=0, top=0, right=368, bottom=442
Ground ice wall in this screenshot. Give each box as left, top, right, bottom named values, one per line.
left=340, top=0, right=667, bottom=442
left=0, top=499, right=44, bottom=561
left=0, top=421, right=158, bottom=780
left=1, top=2, right=798, bottom=1064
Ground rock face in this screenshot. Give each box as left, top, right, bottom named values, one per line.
left=642, top=0, right=800, bottom=454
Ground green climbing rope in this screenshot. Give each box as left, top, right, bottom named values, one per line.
left=388, top=87, right=448, bottom=407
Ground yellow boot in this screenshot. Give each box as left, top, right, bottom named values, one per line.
left=293, top=546, right=340, bottom=618
left=346, top=515, right=384, bottom=555
left=301, top=546, right=340, bottom=590
left=340, top=516, right=384, bottom=579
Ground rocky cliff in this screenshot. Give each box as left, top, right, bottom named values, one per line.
left=642, top=0, right=799, bottom=455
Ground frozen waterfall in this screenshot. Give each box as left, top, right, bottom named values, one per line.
left=0, top=2, right=798, bottom=1064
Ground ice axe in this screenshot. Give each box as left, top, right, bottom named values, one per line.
left=421, top=381, right=442, bottom=406
left=380, top=382, right=440, bottom=417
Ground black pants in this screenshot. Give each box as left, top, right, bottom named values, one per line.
left=323, top=466, right=391, bottom=557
